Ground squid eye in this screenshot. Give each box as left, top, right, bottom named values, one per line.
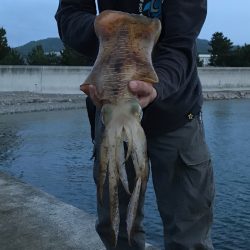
left=130, top=102, right=143, bottom=121
left=101, top=104, right=113, bottom=125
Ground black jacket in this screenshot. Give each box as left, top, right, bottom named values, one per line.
left=55, top=0, right=207, bottom=137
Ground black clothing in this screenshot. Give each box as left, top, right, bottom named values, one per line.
left=55, top=0, right=207, bottom=137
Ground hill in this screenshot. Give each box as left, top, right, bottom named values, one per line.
left=14, top=37, right=210, bottom=56
left=197, top=39, right=211, bottom=54
left=15, top=38, right=64, bottom=56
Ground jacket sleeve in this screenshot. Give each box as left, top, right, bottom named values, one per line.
left=149, top=0, right=207, bottom=104
left=55, top=0, right=98, bottom=57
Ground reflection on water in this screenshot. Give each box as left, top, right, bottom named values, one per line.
left=0, top=100, right=250, bottom=249
left=0, top=110, right=95, bottom=209
left=203, top=100, right=250, bottom=249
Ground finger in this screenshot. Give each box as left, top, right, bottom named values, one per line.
left=138, top=96, right=151, bottom=108
left=80, top=83, right=90, bottom=95
left=129, top=80, right=152, bottom=96
left=89, top=85, right=101, bottom=108
left=138, top=88, right=157, bottom=108
left=138, top=98, right=147, bottom=109
left=89, top=85, right=99, bottom=104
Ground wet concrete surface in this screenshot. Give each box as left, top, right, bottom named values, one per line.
left=0, top=171, right=105, bottom=250
left=0, top=172, right=158, bottom=250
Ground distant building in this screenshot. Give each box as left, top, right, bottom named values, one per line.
left=45, top=51, right=61, bottom=56
left=198, top=54, right=211, bottom=66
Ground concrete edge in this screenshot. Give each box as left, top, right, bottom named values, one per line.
left=0, top=171, right=160, bottom=250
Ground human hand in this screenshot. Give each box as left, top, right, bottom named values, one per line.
left=80, top=83, right=102, bottom=108
left=88, top=85, right=102, bottom=109
left=128, top=80, right=157, bottom=108
left=83, top=81, right=157, bottom=109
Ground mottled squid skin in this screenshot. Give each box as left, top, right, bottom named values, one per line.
left=81, top=10, right=161, bottom=247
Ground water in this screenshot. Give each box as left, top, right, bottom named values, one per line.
left=0, top=99, right=250, bottom=249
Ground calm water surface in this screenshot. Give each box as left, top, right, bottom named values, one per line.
left=0, top=99, right=250, bottom=249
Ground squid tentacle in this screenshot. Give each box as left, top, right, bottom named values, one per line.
left=116, top=126, right=131, bottom=195
left=99, top=104, right=149, bottom=247
left=108, top=133, right=120, bottom=246
left=98, top=133, right=109, bottom=204
left=127, top=177, right=142, bottom=246
left=123, top=124, right=133, bottom=161
left=126, top=119, right=148, bottom=243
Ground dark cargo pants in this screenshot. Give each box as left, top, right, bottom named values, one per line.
left=93, top=110, right=215, bottom=250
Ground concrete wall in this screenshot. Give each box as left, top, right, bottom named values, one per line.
left=198, top=67, right=250, bottom=91
left=0, top=66, right=92, bottom=94
left=1, top=66, right=250, bottom=94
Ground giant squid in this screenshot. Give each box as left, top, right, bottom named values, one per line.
left=81, top=10, right=161, bottom=246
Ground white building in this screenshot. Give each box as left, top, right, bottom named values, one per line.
left=198, top=54, right=211, bottom=66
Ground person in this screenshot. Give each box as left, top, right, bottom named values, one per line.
left=55, top=0, right=215, bottom=249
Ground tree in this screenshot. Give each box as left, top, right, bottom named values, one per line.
left=60, top=45, right=94, bottom=66
left=238, top=44, right=250, bottom=66
left=27, top=45, right=49, bottom=65
left=0, top=27, right=10, bottom=60
left=46, top=52, right=61, bottom=65
left=27, top=45, right=64, bottom=65
left=0, top=27, right=25, bottom=65
left=226, top=44, right=250, bottom=67
left=0, top=48, right=25, bottom=65
left=209, top=32, right=233, bottom=66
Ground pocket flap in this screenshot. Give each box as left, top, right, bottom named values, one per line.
left=179, top=143, right=211, bottom=166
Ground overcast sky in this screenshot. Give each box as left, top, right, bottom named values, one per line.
left=0, top=0, right=249, bottom=47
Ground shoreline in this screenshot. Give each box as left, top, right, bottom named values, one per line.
left=203, top=90, right=250, bottom=100
left=1, top=90, right=250, bottom=115
left=0, top=91, right=86, bottom=115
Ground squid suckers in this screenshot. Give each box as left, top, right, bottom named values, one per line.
left=81, top=10, right=161, bottom=247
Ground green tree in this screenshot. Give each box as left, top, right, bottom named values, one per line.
left=0, top=27, right=25, bottom=65
left=0, top=27, right=10, bottom=60
left=27, top=45, right=49, bottom=65
left=27, top=45, right=62, bottom=65
left=226, top=44, right=250, bottom=67
left=60, top=45, right=94, bottom=66
left=0, top=48, right=25, bottom=65
left=46, top=52, right=61, bottom=65
left=238, top=44, right=250, bottom=66
left=209, top=32, right=233, bottom=66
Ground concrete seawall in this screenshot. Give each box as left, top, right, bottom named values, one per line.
left=0, top=171, right=158, bottom=250
left=198, top=67, right=250, bottom=91
left=1, top=66, right=250, bottom=94
left=0, top=171, right=104, bottom=250
left=0, top=66, right=92, bottom=94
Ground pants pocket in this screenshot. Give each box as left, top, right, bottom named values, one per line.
left=178, top=121, right=215, bottom=212
left=179, top=117, right=211, bottom=166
